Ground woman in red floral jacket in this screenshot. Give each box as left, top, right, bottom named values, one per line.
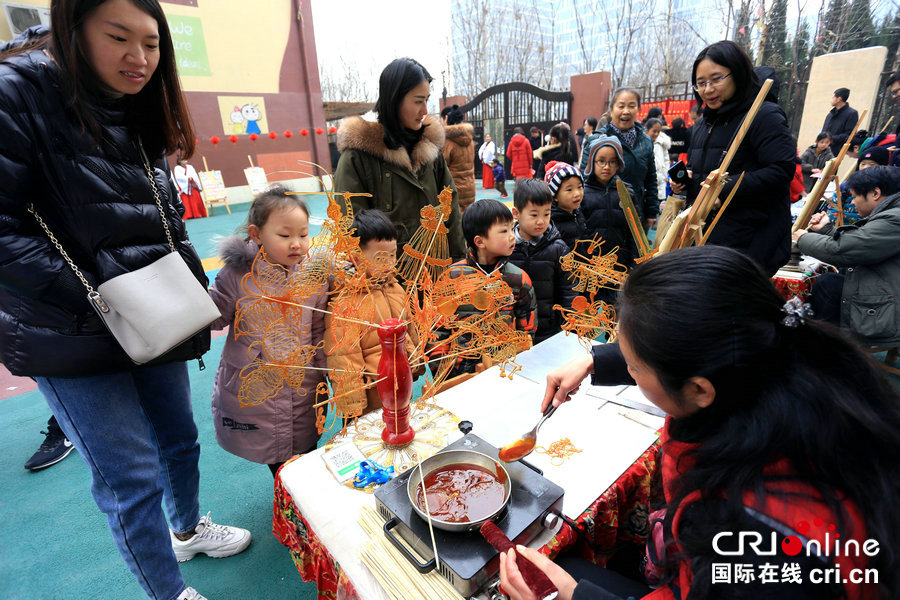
left=501, top=245, right=900, bottom=600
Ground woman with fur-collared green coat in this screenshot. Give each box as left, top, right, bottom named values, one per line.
left=334, top=58, right=466, bottom=260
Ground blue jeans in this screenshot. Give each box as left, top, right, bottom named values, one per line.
left=37, top=361, right=200, bottom=600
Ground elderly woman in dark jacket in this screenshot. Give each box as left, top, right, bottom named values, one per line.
left=597, top=88, right=659, bottom=229
left=334, top=58, right=465, bottom=259
left=672, top=40, right=795, bottom=276
left=0, top=3, right=248, bottom=599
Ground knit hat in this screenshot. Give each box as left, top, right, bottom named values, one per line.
left=585, top=135, right=625, bottom=179
left=544, top=161, right=583, bottom=196
left=859, top=145, right=889, bottom=166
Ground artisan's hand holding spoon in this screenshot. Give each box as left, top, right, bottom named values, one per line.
left=498, top=404, right=558, bottom=462
left=499, top=355, right=592, bottom=462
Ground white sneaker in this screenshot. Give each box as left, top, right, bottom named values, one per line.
left=170, top=512, right=252, bottom=562
left=176, top=587, right=208, bottom=600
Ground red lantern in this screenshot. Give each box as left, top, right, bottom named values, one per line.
left=210, top=136, right=220, bottom=145
left=315, top=127, right=324, bottom=135
left=194, top=138, right=200, bottom=145
left=300, top=128, right=309, bottom=136
left=229, top=135, right=239, bottom=144
left=249, top=133, right=259, bottom=141
left=283, top=130, right=293, bottom=138
left=268, top=131, right=278, bottom=139
left=328, top=126, right=337, bottom=134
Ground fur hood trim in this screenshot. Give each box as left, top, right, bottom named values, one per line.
left=337, top=114, right=445, bottom=173
left=218, top=235, right=258, bottom=270
left=533, top=142, right=561, bottom=160
left=444, top=122, right=474, bottom=147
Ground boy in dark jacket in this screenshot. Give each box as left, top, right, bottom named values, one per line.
left=546, top=161, right=589, bottom=251
left=583, top=135, right=638, bottom=268
left=491, top=158, right=508, bottom=197
left=429, top=199, right=537, bottom=377
left=509, top=179, right=577, bottom=344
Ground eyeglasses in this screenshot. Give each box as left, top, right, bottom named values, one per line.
left=693, top=73, right=732, bottom=92
left=594, top=160, right=617, bottom=167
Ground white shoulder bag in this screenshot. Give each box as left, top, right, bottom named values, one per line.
left=29, top=146, right=221, bottom=364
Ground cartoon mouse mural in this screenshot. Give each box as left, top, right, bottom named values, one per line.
left=241, top=103, right=262, bottom=135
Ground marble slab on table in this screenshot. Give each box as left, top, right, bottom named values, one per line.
left=513, top=331, right=597, bottom=384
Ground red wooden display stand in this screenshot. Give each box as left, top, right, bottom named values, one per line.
left=377, top=318, right=415, bottom=446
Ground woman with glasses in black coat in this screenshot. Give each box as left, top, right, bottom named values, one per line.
left=670, top=40, right=795, bottom=276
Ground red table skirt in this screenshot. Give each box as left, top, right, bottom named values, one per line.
left=272, top=456, right=359, bottom=600
left=273, top=443, right=659, bottom=599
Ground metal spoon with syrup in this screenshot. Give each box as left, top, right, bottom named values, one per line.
left=498, top=404, right=558, bottom=462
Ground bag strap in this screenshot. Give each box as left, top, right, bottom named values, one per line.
left=27, top=203, right=99, bottom=296
left=137, top=141, right=176, bottom=254
left=27, top=141, right=175, bottom=312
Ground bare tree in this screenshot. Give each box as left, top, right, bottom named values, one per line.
left=600, top=0, right=657, bottom=88
left=610, top=0, right=705, bottom=93
left=571, top=0, right=597, bottom=75
left=451, top=0, right=494, bottom=95
left=451, top=0, right=554, bottom=95
left=319, top=56, right=377, bottom=102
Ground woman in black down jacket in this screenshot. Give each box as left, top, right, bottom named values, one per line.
left=672, top=40, right=795, bottom=276
left=0, top=2, right=249, bottom=599
left=535, top=123, right=579, bottom=180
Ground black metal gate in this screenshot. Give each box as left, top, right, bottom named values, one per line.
left=458, top=82, right=573, bottom=177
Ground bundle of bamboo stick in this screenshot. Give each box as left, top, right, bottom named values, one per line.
left=358, top=505, right=464, bottom=600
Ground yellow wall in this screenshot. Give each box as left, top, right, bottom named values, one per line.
left=162, top=0, right=290, bottom=94
left=0, top=0, right=290, bottom=94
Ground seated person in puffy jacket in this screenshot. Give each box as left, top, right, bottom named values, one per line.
left=325, top=210, right=421, bottom=417
left=583, top=135, right=638, bottom=268
left=509, top=179, right=577, bottom=344
left=793, top=166, right=900, bottom=347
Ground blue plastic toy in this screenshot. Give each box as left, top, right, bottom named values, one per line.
left=352, top=460, right=395, bottom=488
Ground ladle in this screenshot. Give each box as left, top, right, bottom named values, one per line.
left=498, top=404, right=558, bottom=462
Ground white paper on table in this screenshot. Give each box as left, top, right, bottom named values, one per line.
left=525, top=402, right=662, bottom=519
left=433, top=364, right=545, bottom=450
left=513, top=332, right=596, bottom=384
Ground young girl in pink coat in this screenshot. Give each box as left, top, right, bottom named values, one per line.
left=208, top=185, right=329, bottom=476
